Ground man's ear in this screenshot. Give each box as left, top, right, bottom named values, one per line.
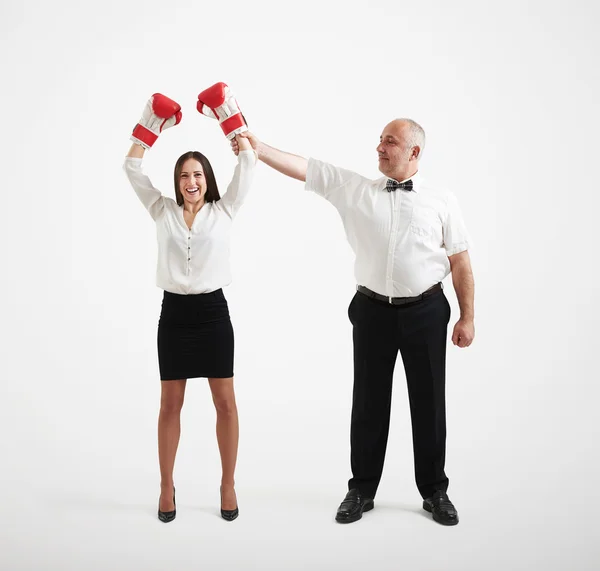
left=412, top=146, right=421, bottom=160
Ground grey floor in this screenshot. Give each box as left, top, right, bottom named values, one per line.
left=3, top=398, right=597, bottom=571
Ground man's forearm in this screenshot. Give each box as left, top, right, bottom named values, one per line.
left=450, top=254, right=475, bottom=321
left=256, top=141, right=308, bottom=182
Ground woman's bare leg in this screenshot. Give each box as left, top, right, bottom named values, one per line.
left=208, top=377, right=238, bottom=510
left=158, top=379, right=186, bottom=511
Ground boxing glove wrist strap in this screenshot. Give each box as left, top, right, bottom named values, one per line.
left=132, top=124, right=159, bottom=147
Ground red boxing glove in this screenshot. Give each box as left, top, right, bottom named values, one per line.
left=197, top=82, right=247, bottom=139
left=131, top=93, right=182, bottom=149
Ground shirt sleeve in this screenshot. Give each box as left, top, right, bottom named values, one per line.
left=305, top=158, right=362, bottom=203
left=123, top=157, right=165, bottom=221
left=443, top=191, right=471, bottom=256
left=214, top=150, right=257, bottom=218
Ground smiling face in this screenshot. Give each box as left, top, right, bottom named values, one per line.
left=179, top=158, right=207, bottom=206
left=376, top=120, right=421, bottom=181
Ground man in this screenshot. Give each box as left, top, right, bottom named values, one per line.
left=231, top=119, right=474, bottom=526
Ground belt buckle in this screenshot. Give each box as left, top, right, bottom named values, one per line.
left=389, top=296, right=393, bottom=304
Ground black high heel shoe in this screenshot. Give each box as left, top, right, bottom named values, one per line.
left=220, top=486, right=239, bottom=521
left=158, top=486, right=176, bottom=523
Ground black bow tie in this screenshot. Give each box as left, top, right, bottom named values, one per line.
left=386, top=179, right=413, bottom=192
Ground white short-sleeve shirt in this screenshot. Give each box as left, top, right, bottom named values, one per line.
left=305, top=158, right=471, bottom=297
left=123, top=150, right=257, bottom=295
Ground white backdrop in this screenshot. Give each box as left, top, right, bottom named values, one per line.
left=2, top=0, right=599, bottom=569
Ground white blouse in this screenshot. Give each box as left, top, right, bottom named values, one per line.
left=305, top=158, right=471, bottom=298
left=123, top=150, right=257, bottom=295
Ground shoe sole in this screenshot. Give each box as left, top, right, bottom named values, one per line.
left=335, top=501, right=374, bottom=524
left=422, top=502, right=459, bottom=526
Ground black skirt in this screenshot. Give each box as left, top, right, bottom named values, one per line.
left=157, top=289, right=234, bottom=381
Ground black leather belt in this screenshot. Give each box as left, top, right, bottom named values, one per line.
left=357, top=283, right=442, bottom=305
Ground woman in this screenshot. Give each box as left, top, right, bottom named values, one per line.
left=123, top=93, right=256, bottom=523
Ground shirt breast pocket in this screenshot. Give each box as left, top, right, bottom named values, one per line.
left=409, top=207, right=440, bottom=241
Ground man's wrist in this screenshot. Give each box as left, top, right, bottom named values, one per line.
left=255, top=142, right=266, bottom=161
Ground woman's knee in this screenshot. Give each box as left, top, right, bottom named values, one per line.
left=212, top=394, right=237, bottom=416
left=160, top=381, right=186, bottom=415
left=160, top=397, right=184, bottom=415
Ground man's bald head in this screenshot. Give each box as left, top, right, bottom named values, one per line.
left=377, top=118, right=426, bottom=180
left=388, top=119, right=426, bottom=160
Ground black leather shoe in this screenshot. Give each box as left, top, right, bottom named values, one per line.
left=220, top=487, right=239, bottom=522
left=423, top=490, right=459, bottom=525
left=158, top=486, right=176, bottom=523
left=335, top=489, right=374, bottom=523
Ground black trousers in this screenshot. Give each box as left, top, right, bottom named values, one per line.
left=347, top=288, right=451, bottom=499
